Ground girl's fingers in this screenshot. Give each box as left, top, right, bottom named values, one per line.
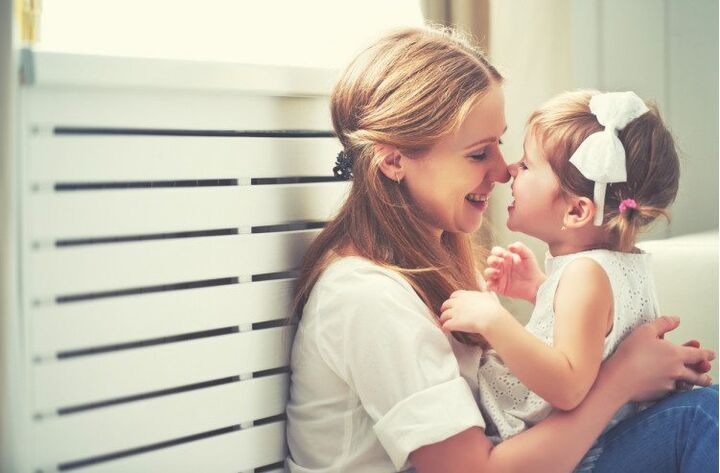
left=440, top=317, right=458, bottom=333
left=508, top=241, right=532, bottom=259
left=489, top=253, right=508, bottom=266
left=440, top=299, right=452, bottom=312
left=491, top=246, right=506, bottom=257
left=502, top=252, right=513, bottom=270
left=487, top=256, right=504, bottom=269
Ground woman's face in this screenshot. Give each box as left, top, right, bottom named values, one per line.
left=401, top=84, right=510, bottom=236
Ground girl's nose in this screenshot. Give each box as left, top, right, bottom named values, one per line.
left=508, top=161, right=519, bottom=178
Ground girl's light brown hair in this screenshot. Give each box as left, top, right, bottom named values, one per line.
left=293, top=26, right=503, bottom=346
left=527, top=90, right=680, bottom=252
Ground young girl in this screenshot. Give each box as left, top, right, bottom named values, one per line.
left=440, top=90, right=681, bottom=443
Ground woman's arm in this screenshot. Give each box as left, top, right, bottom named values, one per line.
left=410, top=316, right=715, bottom=473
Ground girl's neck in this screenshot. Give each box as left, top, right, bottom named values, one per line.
left=548, top=240, right=610, bottom=257
left=547, top=229, right=611, bottom=257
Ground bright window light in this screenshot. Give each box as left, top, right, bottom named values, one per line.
left=37, top=0, right=425, bottom=68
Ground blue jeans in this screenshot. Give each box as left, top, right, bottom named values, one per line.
left=576, top=386, right=718, bottom=472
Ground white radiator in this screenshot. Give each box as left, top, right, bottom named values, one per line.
left=5, top=50, right=346, bottom=472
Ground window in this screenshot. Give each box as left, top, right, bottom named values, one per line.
left=37, top=0, right=425, bottom=68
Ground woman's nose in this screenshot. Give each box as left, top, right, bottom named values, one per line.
left=508, top=162, right=518, bottom=178
left=492, top=154, right=511, bottom=183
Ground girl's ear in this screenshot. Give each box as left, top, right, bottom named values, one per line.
left=375, top=144, right=404, bottom=182
left=562, top=196, right=596, bottom=229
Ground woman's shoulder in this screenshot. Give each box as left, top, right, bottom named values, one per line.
left=316, top=256, right=415, bottom=297
left=303, top=256, right=433, bottom=328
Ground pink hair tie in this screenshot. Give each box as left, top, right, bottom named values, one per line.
left=619, top=198, right=637, bottom=214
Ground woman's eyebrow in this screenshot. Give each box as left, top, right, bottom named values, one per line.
left=463, top=125, right=508, bottom=150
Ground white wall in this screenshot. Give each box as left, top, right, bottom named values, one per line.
left=0, top=0, right=25, bottom=470
left=488, top=0, right=718, bottom=322
left=571, top=0, right=718, bottom=238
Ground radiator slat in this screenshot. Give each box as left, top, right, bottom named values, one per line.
left=34, top=326, right=292, bottom=410
left=32, top=279, right=294, bottom=354
left=28, top=230, right=318, bottom=297
left=24, top=88, right=331, bottom=132
left=68, top=421, right=287, bottom=473
left=28, top=135, right=340, bottom=181
left=28, top=183, right=347, bottom=239
left=33, top=374, right=288, bottom=466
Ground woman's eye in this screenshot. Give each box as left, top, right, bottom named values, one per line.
left=498, top=139, right=504, bottom=145
left=469, top=152, right=487, bottom=161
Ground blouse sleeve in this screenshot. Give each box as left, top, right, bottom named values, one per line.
left=313, top=264, right=486, bottom=470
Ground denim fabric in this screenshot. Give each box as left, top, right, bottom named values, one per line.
left=576, top=385, right=718, bottom=472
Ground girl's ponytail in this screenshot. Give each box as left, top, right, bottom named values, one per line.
left=604, top=200, right=669, bottom=252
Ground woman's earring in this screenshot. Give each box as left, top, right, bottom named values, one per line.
left=395, top=172, right=401, bottom=184
left=561, top=225, right=566, bottom=231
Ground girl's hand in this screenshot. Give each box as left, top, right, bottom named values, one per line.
left=602, top=316, right=715, bottom=403
left=439, top=290, right=510, bottom=334
left=484, top=242, right=546, bottom=302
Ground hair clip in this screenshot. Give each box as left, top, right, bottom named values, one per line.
left=332, top=150, right=354, bottom=180
left=619, top=198, right=637, bottom=214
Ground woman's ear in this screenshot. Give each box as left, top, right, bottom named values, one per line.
left=375, top=144, right=404, bottom=182
left=562, top=196, right=596, bottom=229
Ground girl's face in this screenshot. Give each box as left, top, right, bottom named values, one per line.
left=506, top=133, right=567, bottom=241
left=400, top=85, right=510, bottom=237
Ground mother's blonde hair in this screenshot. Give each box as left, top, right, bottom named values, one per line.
left=294, top=27, right=503, bottom=346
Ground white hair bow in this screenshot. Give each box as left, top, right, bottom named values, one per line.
left=569, top=91, right=649, bottom=225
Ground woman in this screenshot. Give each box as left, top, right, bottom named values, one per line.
left=286, top=27, right=716, bottom=472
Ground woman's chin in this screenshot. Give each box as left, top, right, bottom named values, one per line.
left=455, top=216, right=484, bottom=234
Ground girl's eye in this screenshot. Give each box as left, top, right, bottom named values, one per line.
left=519, top=160, right=528, bottom=170
left=469, top=152, right=487, bottom=161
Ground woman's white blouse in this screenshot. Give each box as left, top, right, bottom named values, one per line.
left=286, top=257, right=485, bottom=472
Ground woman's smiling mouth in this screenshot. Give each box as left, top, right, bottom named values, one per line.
left=466, top=193, right=489, bottom=210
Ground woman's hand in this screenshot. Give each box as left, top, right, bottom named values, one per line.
left=484, top=242, right=546, bottom=302
left=677, top=339, right=713, bottom=391
left=602, top=316, right=715, bottom=403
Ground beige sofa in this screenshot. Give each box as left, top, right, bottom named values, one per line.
left=638, top=231, right=719, bottom=381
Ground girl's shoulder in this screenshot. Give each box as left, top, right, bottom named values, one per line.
left=548, top=249, right=651, bottom=275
